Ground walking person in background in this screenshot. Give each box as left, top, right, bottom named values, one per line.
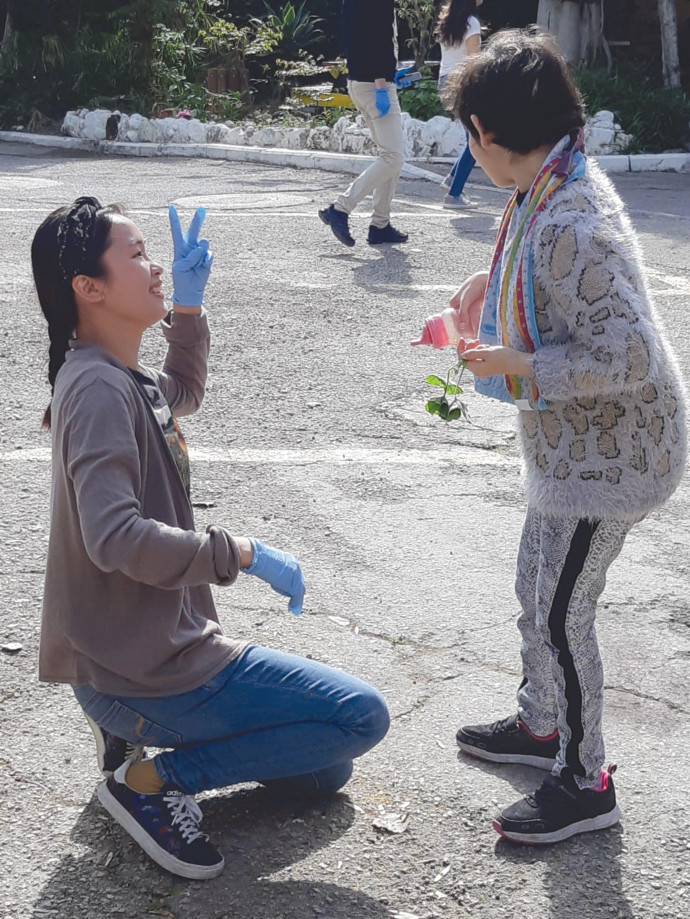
left=436, top=0, right=483, bottom=209
left=319, top=0, right=410, bottom=247
left=31, top=197, right=389, bottom=880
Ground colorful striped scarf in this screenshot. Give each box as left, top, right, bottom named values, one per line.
left=476, top=131, right=586, bottom=410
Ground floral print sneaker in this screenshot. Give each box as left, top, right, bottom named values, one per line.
left=97, top=762, right=224, bottom=879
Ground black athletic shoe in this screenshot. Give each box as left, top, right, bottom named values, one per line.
left=98, top=762, right=225, bottom=879
left=85, top=714, right=145, bottom=777
left=493, top=766, right=620, bottom=845
left=318, top=204, right=355, bottom=247
left=367, top=223, right=409, bottom=244
left=456, top=713, right=559, bottom=770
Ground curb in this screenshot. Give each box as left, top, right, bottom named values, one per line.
left=0, top=131, right=440, bottom=183
left=1, top=130, right=689, bottom=176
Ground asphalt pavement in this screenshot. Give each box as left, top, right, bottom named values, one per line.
left=0, top=142, right=689, bottom=919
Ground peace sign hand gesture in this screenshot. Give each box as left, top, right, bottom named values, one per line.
left=168, top=204, right=214, bottom=307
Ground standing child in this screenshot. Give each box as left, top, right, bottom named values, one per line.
left=436, top=0, right=483, bottom=209
left=32, top=197, right=389, bottom=879
left=442, top=31, right=686, bottom=844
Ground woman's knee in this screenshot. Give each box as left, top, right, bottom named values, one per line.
left=354, top=686, right=390, bottom=749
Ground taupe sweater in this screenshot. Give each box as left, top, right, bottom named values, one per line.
left=509, top=162, right=687, bottom=520
left=39, top=311, right=245, bottom=696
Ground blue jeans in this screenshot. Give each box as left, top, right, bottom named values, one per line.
left=438, top=76, right=475, bottom=199
left=447, top=133, right=475, bottom=198
left=73, top=646, right=390, bottom=796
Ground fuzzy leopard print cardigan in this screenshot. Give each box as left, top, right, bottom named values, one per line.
left=508, top=160, right=686, bottom=521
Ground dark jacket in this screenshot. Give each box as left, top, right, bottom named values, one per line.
left=343, top=0, right=397, bottom=82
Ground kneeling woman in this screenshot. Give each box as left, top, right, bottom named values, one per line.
left=33, top=198, right=389, bottom=880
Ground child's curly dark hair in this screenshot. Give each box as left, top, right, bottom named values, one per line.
left=442, top=27, right=586, bottom=155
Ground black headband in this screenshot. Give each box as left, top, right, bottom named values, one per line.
left=57, top=197, right=103, bottom=282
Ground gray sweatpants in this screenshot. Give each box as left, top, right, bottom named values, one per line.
left=515, top=508, right=637, bottom=789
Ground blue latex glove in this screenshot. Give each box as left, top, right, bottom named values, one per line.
left=394, top=66, right=414, bottom=89
left=243, top=539, right=305, bottom=616
left=168, top=204, right=214, bottom=306
left=375, top=87, right=391, bottom=118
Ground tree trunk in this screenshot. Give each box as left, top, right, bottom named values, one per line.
left=537, top=0, right=604, bottom=65
left=658, top=0, right=681, bottom=89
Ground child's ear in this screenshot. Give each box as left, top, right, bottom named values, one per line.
left=470, top=115, right=495, bottom=150
left=72, top=275, right=105, bottom=303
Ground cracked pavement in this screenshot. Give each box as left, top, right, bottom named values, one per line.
left=0, top=143, right=689, bottom=919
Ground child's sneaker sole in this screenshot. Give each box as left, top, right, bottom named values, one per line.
left=493, top=804, right=621, bottom=845
left=97, top=780, right=225, bottom=880
left=457, top=741, right=557, bottom=771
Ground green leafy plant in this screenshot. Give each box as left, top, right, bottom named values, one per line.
left=257, top=1, right=324, bottom=59
left=399, top=71, right=445, bottom=121
left=575, top=60, right=690, bottom=153
left=397, top=0, right=436, bottom=70
left=425, top=360, right=470, bottom=423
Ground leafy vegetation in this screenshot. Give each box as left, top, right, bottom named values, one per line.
left=398, top=70, right=446, bottom=121
left=1, top=2, right=687, bottom=154
left=575, top=60, right=690, bottom=154
left=0, top=0, right=322, bottom=126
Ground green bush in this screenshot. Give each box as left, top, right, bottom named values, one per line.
left=575, top=61, right=690, bottom=154
left=399, top=74, right=445, bottom=122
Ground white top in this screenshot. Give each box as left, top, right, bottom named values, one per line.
left=438, top=16, right=481, bottom=78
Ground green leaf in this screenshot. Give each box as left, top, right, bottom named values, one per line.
left=444, top=383, right=463, bottom=396
left=447, top=407, right=462, bottom=421
left=425, top=375, right=446, bottom=388
left=425, top=400, right=440, bottom=415
left=439, top=402, right=449, bottom=420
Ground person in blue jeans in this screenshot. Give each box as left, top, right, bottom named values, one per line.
left=31, top=197, right=389, bottom=881
left=436, top=0, right=483, bottom=208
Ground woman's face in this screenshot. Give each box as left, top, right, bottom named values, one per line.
left=96, top=216, right=167, bottom=329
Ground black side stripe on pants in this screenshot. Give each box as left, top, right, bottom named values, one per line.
left=547, top=518, right=599, bottom=780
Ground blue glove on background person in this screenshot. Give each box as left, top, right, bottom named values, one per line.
left=375, top=87, right=391, bottom=118
left=394, top=66, right=413, bottom=89
left=169, top=204, right=214, bottom=306
left=243, top=540, right=305, bottom=616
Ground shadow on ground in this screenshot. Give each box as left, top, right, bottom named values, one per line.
left=33, top=785, right=390, bottom=919
left=495, top=827, right=634, bottom=919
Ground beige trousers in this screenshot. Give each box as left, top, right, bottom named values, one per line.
left=335, top=80, right=405, bottom=228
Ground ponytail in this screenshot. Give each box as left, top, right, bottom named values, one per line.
left=31, top=197, right=123, bottom=429
left=43, top=298, right=78, bottom=428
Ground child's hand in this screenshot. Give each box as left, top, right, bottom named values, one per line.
left=450, top=271, right=489, bottom=339
left=458, top=341, right=534, bottom=379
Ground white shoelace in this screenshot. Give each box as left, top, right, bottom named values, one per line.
left=163, top=792, right=206, bottom=844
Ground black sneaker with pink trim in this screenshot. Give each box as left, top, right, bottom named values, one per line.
left=493, top=766, right=620, bottom=845
left=456, top=713, right=559, bottom=770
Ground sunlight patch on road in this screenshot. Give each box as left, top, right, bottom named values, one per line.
left=1, top=445, right=513, bottom=468
left=0, top=174, right=61, bottom=190
left=174, top=192, right=314, bottom=210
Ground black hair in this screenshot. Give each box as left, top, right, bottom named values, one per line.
left=31, top=196, right=123, bottom=429
left=442, top=28, right=586, bottom=155
left=435, top=0, right=478, bottom=47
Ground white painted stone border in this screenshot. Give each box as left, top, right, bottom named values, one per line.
left=1, top=130, right=689, bottom=175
